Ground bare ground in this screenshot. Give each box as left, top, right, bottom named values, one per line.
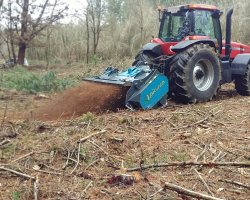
left=0, top=70, right=250, bottom=199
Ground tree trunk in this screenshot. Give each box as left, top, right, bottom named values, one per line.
left=17, top=0, right=29, bottom=65
left=86, top=10, right=90, bottom=64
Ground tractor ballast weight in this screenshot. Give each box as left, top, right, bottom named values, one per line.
left=84, top=4, right=250, bottom=109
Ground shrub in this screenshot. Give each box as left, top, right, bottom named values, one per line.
left=0, top=66, right=76, bottom=94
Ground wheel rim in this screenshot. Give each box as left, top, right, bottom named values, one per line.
left=193, top=59, right=214, bottom=91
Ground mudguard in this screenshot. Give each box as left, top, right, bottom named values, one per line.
left=141, top=43, right=163, bottom=56
left=171, top=39, right=216, bottom=53
left=231, top=54, right=250, bottom=75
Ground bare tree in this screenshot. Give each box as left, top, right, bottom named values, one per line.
left=1, top=0, right=68, bottom=65
left=74, top=0, right=107, bottom=64
left=0, top=0, right=3, bottom=10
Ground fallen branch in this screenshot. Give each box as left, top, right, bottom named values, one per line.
left=90, top=141, right=122, bottom=162
left=83, top=181, right=93, bottom=193
left=0, top=139, right=10, bottom=146
left=179, top=110, right=222, bottom=129
left=71, top=142, right=81, bottom=174
left=34, top=175, right=39, bottom=200
left=0, top=166, right=35, bottom=180
left=164, top=182, right=223, bottom=200
left=62, top=151, right=70, bottom=169
left=3, top=151, right=34, bottom=166
left=85, top=159, right=99, bottom=170
left=125, top=161, right=250, bottom=172
left=207, top=151, right=222, bottom=175
left=32, top=168, right=72, bottom=176
left=219, top=179, right=250, bottom=190
left=194, top=169, right=214, bottom=196
left=78, top=130, right=106, bottom=142
left=62, top=157, right=82, bottom=166
left=190, top=143, right=208, bottom=171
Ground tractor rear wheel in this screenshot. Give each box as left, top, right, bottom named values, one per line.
left=168, top=43, right=221, bottom=103
left=234, top=65, right=250, bottom=95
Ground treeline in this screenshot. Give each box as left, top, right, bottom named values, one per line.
left=1, top=0, right=250, bottom=64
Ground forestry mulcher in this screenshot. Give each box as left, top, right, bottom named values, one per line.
left=85, top=4, right=250, bottom=109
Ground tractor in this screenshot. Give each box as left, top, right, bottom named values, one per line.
left=85, top=4, right=250, bottom=110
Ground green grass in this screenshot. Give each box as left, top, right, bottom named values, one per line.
left=0, top=65, right=76, bottom=94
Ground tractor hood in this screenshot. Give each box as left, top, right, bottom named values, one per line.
left=222, top=41, right=250, bottom=58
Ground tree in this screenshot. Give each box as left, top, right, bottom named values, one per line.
left=1, top=0, right=68, bottom=65
left=75, top=0, right=108, bottom=63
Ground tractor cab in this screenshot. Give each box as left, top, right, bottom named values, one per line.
left=156, top=5, right=222, bottom=55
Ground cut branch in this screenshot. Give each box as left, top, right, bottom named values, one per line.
left=194, top=169, right=214, bottom=196
left=125, top=161, right=250, bottom=172
left=79, top=130, right=106, bottom=142
left=0, top=166, right=35, bottom=180
left=0, top=139, right=10, bottom=146
left=164, top=182, right=223, bottom=200
left=2, top=151, right=34, bottom=166
left=219, top=179, right=250, bottom=190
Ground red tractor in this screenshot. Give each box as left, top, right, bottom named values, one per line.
left=133, top=4, right=250, bottom=103
left=85, top=5, right=250, bottom=109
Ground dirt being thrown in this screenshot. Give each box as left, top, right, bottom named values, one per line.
left=32, top=82, right=128, bottom=121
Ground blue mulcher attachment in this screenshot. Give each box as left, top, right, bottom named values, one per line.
left=84, top=61, right=169, bottom=110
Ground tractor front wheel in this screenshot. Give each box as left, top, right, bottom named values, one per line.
left=168, top=43, right=221, bottom=103
left=234, top=65, right=250, bottom=95
left=132, top=51, right=158, bottom=66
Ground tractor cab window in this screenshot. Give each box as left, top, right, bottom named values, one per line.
left=159, top=10, right=193, bottom=42
left=194, top=10, right=215, bottom=39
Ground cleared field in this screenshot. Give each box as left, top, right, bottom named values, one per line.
left=0, top=65, right=250, bottom=199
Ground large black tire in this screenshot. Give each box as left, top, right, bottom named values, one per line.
left=234, top=65, right=250, bottom=95
left=168, top=43, right=221, bottom=103
left=132, top=51, right=158, bottom=66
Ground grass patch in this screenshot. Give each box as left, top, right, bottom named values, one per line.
left=0, top=65, right=76, bottom=94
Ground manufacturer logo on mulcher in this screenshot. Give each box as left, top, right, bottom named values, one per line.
left=144, top=80, right=165, bottom=104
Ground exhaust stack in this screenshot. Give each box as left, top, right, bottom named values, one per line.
left=225, top=7, right=234, bottom=57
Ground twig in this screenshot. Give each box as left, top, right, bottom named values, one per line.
left=135, top=188, right=147, bottom=200
left=125, top=161, right=250, bottom=172
left=190, top=143, right=208, bottom=171
left=0, top=166, right=35, bottom=179
left=83, top=181, right=93, bottom=193
left=71, top=142, right=81, bottom=174
left=44, top=164, right=64, bottom=172
left=194, top=169, right=214, bottom=196
left=219, top=179, right=250, bottom=190
left=188, top=141, right=203, bottom=150
left=0, top=139, right=10, bottom=146
left=0, top=104, right=7, bottom=127
left=62, top=158, right=82, bottom=166
left=164, top=182, right=223, bottom=200
left=2, top=151, right=34, bottom=166
left=150, top=188, right=163, bottom=198
left=179, top=111, right=222, bottom=129
left=85, top=159, right=99, bottom=170
left=79, top=130, right=106, bottom=142
left=207, top=151, right=222, bottom=175
left=34, top=175, right=39, bottom=200
left=50, top=150, right=57, bottom=164
left=62, top=151, right=70, bottom=169
left=32, top=168, right=72, bottom=176
left=224, top=188, right=245, bottom=194
left=90, top=141, right=122, bottom=162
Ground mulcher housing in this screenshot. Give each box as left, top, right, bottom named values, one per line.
left=85, top=4, right=250, bottom=109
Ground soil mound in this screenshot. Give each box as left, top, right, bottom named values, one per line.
left=32, top=82, right=128, bottom=121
